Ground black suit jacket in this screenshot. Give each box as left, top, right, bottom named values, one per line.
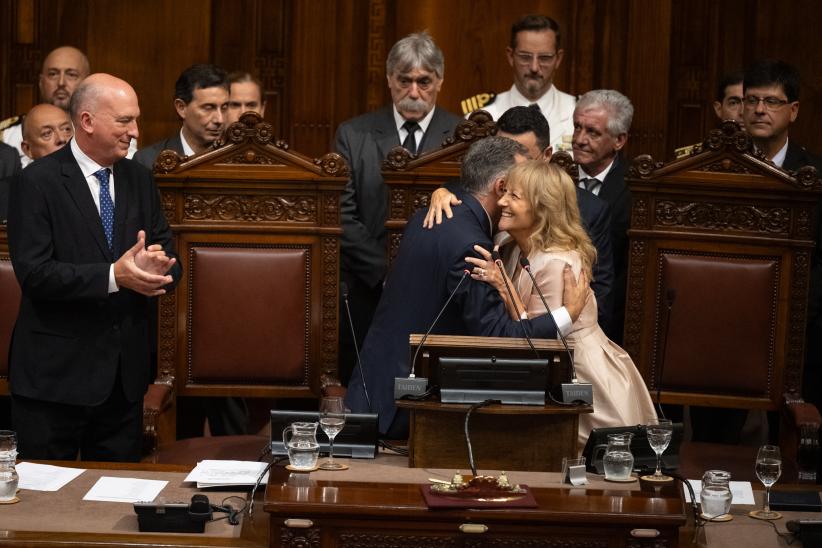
left=594, top=154, right=630, bottom=342
left=335, top=106, right=461, bottom=288
left=345, top=191, right=561, bottom=434
left=7, top=143, right=182, bottom=406
left=0, top=141, right=22, bottom=221
left=576, top=187, right=614, bottom=328
left=133, top=133, right=184, bottom=172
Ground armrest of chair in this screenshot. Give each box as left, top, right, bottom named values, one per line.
left=780, top=392, right=821, bottom=483
left=320, top=373, right=347, bottom=399
left=143, top=376, right=176, bottom=456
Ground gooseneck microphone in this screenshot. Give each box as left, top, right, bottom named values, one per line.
left=395, top=269, right=471, bottom=399
left=341, top=281, right=370, bottom=411
left=519, top=256, right=593, bottom=404
left=491, top=250, right=539, bottom=358
left=656, top=288, right=677, bottom=419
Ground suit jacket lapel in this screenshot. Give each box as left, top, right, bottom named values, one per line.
left=418, top=108, right=451, bottom=154
left=375, top=107, right=400, bottom=162
left=112, top=161, right=129, bottom=258
left=59, top=146, right=112, bottom=259
left=598, top=154, right=624, bottom=203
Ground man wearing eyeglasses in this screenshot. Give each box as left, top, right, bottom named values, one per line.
left=462, top=15, right=575, bottom=153
left=0, top=46, right=89, bottom=168
left=742, top=59, right=818, bottom=171
left=744, top=60, right=822, bottom=412
left=334, top=32, right=461, bottom=387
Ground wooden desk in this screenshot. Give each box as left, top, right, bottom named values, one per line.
left=264, top=458, right=686, bottom=547
left=396, top=399, right=589, bottom=471
left=0, top=461, right=268, bottom=548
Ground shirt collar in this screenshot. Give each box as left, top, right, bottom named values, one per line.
left=771, top=138, right=789, bottom=168
left=508, top=83, right=557, bottom=113
left=392, top=105, right=436, bottom=136
left=578, top=157, right=616, bottom=182
left=179, top=128, right=196, bottom=157
left=70, top=138, right=110, bottom=178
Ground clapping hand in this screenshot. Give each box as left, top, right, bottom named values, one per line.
left=114, top=230, right=175, bottom=296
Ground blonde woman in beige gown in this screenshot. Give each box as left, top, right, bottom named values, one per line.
left=466, top=160, right=656, bottom=449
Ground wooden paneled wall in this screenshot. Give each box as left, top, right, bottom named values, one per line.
left=1, top=0, right=821, bottom=162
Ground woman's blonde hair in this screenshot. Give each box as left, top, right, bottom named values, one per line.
left=506, top=160, right=596, bottom=279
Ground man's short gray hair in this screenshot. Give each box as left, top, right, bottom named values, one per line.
left=69, top=79, right=102, bottom=121
left=386, top=32, right=444, bottom=79
left=460, top=137, right=527, bottom=196
left=575, top=89, right=634, bottom=136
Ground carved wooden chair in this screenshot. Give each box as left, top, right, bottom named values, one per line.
left=142, top=113, right=348, bottom=463
left=625, top=121, right=822, bottom=482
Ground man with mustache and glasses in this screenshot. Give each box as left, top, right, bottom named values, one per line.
left=334, top=32, right=461, bottom=387
left=134, top=64, right=229, bottom=170
left=1, top=46, right=89, bottom=168
left=462, top=15, right=575, bottom=153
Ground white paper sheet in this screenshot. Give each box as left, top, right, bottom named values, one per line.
left=184, top=460, right=269, bottom=488
left=83, top=476, right=168, bottom=503
left=685, top=479, right=756, bottom=505
left=16, top=462, right=86, bottom=491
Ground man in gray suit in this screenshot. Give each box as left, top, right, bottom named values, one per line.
left=134, top=64, right=229, bottom=170
left=334, top=32, right=461, bottom=385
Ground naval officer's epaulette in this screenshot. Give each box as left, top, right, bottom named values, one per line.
left=460, top=92, right=497, bottom=116
left=0, top=114, right=23, bottom=132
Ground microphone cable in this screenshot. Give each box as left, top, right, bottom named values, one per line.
left=464, top=398, right=500, bottom=476
left=341, top=281, right=371, bottom=411
left=656, top=288, right=677, bottom=419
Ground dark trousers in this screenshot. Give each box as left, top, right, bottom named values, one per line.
left=11, top=372, right=143, bottom=462
left=338, top=271, right=382, bottom=386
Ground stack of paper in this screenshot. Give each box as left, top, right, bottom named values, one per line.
left=184, top=460, right=270, bottom=488
left=16, top=462, right=86, bottom=491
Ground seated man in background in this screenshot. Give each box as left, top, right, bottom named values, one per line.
left=226, top=71, right=266, bottom=125
left=462, top=15, right=575, bottom=152
left=20, top=104, right=73, bottom=162
left=345, top=137, right=589, bottom=438
left=675, top=70, right=744, bottom=158
left=134, top=63, right=229, bottom=169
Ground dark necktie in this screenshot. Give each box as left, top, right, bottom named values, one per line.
left=580, top=177, right=601, bottom=194
left=401, top=121, right=421, bottom=155
left=94, top=168, right=115, bottom=252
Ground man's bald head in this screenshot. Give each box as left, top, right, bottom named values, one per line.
left=70, top=73, right=140, bottom=166
left=21, top=104, right=72, bottom=160
left=39, top=46, right=90, bottom=110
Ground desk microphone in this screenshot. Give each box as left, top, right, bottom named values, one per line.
left=519, top=256, right=593, bottom=404
left=655, top=288, right=677, bottom=419
left=395, top=269, right=471, bottom=399
left=491, top=250, right=539, bottom=358
left=341, top=282, right=370, bottom=411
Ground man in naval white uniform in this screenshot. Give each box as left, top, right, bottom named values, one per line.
left=462, top=15, right=576, bottom=152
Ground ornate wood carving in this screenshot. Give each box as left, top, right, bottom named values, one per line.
left=182, top=194, right=317, bottom=222
left=322, top=236, right=339, bottom=376
left=787, top=251, right=811, bottom=391
left=160, top=190, right=176, bottom=226
left=281, top=526, right=321, bottom=548
left=550, top=151, right=579, bottom=181
left=442, top=110, right=497, bottom=147
left=389, top=233, right=403, bottom=263
left=322, top=191, right=340, bottom=226
left=365, top=0, right=388, bottom=113
left=628, top=154, right=664, bottom=179
left=655, top=200, right=791, bottom=235
left=389, top=188, right=407, bottom=221
left=155, top=149, right=186, bottom=174
left=314, top=151, right=350, bottom=177
left=631, top=197, right=650, bottom=230
left=626, top=539, right=671, bottom=548
left=623, top=240, right=647, bottom=362
left=337, top=533, right=609, bottom=547
left=158, top=292, right=177, bottom=381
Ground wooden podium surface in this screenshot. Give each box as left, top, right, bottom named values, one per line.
left=396, top=399, right=590, bottom=472
left=264, top=458, right=686, bottom=548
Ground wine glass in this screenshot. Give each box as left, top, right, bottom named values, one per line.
left=751, top=444, right=782, bottom=520
left=318, top=396, right=347, bottom=471
left=646, top=418, right=673, bottom=480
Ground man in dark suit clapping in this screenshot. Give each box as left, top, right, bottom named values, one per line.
left=7, top=74, right=181, bottom=461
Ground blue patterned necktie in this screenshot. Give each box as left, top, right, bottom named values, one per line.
left=94, top=168, right=114, bottom=252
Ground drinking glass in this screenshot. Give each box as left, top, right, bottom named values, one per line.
left=752, top=444, right=782, bottom=520
left=646, top=418, right=673, bottom=479
left=319, top=396, right=346, bottom=471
